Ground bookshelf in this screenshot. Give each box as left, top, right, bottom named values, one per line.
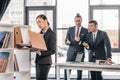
left=14, top=49, right=30, bottom=80
left=0, top=23, right=30, bottom=80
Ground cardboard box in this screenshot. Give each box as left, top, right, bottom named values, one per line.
left=28, top=30, right=47, bottom=51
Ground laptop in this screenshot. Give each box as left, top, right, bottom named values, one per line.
left=75, top=52, right=83, bottom=63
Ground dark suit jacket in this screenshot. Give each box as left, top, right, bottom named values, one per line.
left=85, top=30, right=111, bottom=61
left=35, top=28, right=56, bottom=65
left=65, top=26, right=88, bottom=61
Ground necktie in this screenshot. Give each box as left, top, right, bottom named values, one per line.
left=76, top=27, right=79, bottom=37
left=93, top=33, right=96, bottom=43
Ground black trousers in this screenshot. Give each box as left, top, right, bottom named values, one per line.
left=90, top=55, right=103, bottom=80
left=64, top=54, right=84, bottom=80
left=64, top=69, right=82, bottom=80
left=90, top=71, right=103, bottom=80
left=36, top=63, right=51, bottom=80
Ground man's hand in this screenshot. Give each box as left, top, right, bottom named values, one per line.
left=82, top=42, right=89, bottom=47
left=66, top=39, right=71, bottom=45
left=107, top=58, right=114, bottom=64
left=75, top=36, right=80, bottom=42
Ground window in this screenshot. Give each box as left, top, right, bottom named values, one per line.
left=90, top=0, right=120, bottom=5
left=57, top=0, right=89, bottom=78
left=1, top=0, right=24, bottom=25
left=90, top=0, right=120, bottom=79
left=25, top=0, right=56, bottom=78
left=93, top=9, right=119, bottom=48
left=26, top=0, right=56, bottom=6
left=28, top=10, right=53, bottom=32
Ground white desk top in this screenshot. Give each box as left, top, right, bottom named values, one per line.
left=55, top=62, right=120, bottom=69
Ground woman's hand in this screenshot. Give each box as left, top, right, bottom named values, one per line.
left=35, top=49, right=41, bottom=56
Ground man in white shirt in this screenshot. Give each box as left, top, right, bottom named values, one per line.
left=83, top=20, right=112, bottom=80
left=64, top=13, right=88, bottom=80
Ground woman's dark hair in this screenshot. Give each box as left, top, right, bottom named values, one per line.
left=89, top=20, right=98, bottom=25
left=36, top=14, right=49, bottom=26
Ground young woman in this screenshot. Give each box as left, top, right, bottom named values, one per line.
left=35, top=14, right=56, bottom=80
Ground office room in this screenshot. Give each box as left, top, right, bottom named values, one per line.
left=0, top=0, right=120, bottom=80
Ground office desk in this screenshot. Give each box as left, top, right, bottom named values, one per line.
left=55, top=62, right=120, bottom=80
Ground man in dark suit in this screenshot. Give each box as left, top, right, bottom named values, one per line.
left=35, top=14, right=56, bottom=80
left=64, top=13, right=88, bottom=80
left=83, top=20, right=112, bottom=80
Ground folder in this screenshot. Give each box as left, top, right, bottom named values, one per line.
left=14, top=54, right=19, bottom=71
left=0, top=32, right=10, bottom=48
left=2, top=32, right=11, bottom=48
left=14, top=27, right=23, bottom=48
left=0, top=52, right=10, bottom=73
left=28, top=30, right=47, bottom=51
left=0, top=32, right=7, bottom=41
